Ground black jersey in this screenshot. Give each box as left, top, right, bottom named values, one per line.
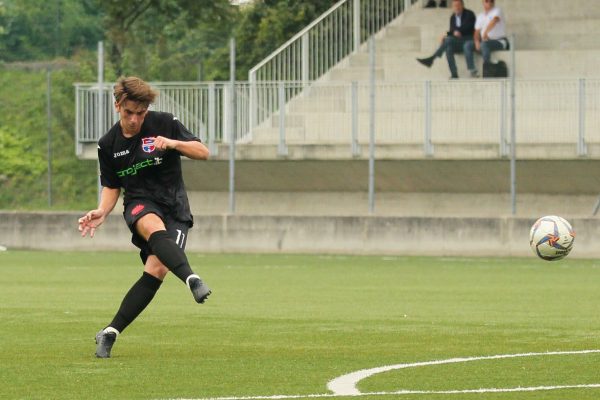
left=98, top=111, right=201, bottom=224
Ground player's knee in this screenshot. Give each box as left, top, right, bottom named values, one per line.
left=135, top=213, right=166, bottom=241
left=144, top=256, right=168, bottom=280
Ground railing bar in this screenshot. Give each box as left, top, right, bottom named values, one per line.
left=249, top=0, right=350, bottom=75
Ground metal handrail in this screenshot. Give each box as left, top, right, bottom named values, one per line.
left=249, top=0, right=350, bottom=74
left=248, top=0, right=418, bottom=83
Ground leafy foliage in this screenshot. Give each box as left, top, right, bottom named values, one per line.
left=206, top=0, right=335, bottom=80
left=0, top=57, right=100, bottom=210
left=0, top=0, right=103, bottom=61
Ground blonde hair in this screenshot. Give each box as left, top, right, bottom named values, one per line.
left=113, top=76, right=158, bottom=106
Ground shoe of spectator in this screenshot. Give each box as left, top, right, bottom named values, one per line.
left=470, top=69, right=480, bottom=78
left=417, top=56, right=435, bottom=68
left=439, top=0, right=447, bottom=7
left=425, top=0, right=437, bottom=8
left=450, top=75, right=459, bottom=80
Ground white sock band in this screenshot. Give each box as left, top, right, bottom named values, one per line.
left=186, top=274, right=201, bottom=288
left=103, top=327, right=120, bottom=336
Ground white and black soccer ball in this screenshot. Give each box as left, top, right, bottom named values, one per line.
left=529, top=216, right=575, bottom=261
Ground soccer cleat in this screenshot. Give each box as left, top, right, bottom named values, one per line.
left=186, top=275, right=212, bottom=304
left=95, top=329, right=117, bottom=358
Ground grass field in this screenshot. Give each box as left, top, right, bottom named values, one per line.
left=2, top=251, right=600, bottom=400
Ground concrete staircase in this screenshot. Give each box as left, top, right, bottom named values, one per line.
left=249, top=0, right=600, bottom=151
left=333, top=0, right=600, bottom=81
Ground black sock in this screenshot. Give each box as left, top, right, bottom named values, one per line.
left=108, top=272, right=163, bottom=333
left=148, top=230, right=195, bottom=283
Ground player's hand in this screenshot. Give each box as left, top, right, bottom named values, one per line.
left=475, top=40, right=481, bottom=51
left=482, top=32, right=489, bottom=41
left=78, top=209, right=106, bottom=238
left=453, top=30, right=462, bottom=38
left=154, top=136, right=176, bottom=151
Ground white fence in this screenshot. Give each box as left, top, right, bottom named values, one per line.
left=75, top=78, right=600, bottom=158
left=75, top=82, right=250, bottom=153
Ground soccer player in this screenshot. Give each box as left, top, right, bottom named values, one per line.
left=78, top=76, right=211, bottom=358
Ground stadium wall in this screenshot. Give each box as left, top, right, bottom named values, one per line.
left=1, top=211, right=598, bottom=258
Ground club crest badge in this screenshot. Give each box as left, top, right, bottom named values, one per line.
left=142, top=137, right=156, bottom=153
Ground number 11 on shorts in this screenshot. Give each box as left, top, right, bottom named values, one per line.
left=175, top=229, right=186, bottom=249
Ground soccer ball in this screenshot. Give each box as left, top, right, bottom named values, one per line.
left=529, top=216, right=575, bottom=261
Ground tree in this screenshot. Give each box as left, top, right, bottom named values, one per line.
left=204, top=0, right=335, bottom=81
left=0, top=0, right=103, bottom=61
left=98, top=0, right=234, bottom=77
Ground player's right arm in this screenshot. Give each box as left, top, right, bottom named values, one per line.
left=79, top=187, right=120, bottom=238
left=80, top=140, right=122, bottom=238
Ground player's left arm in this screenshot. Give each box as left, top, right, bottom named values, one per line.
left=153, top=136, right=209, bottom=160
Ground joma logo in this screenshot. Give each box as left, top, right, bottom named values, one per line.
left=114, top=150, right=130, bottom=158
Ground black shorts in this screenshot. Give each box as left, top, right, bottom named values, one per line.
left=123, top=200, right=192, bottom=265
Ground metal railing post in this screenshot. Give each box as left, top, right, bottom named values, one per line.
left=578, top=78, right=588, bottom=157
left=278, top=82, right=288, bottom=156
left=75, top=85, right=82, bottom=155
left=500, top=80, right=508, bottom=157
left=97, top=41, right=104, bottom=140
left=424, top=80, right=434, bottom=157
left=228, top=38, right=236, bottom=214
left=46, top=68, right=52, bottom=207
left=301, top=34, right=309, bottom=84
left=368, top=38, right=375, bottom=214
left=249, top=72, right=256, bottom=140
left=509, top=34, right=517, bottom=215
left=96, top=41, right=104, bottom=204
left=353, top=0, right=361, bottom=53
left=351, top=81, right=360, bottom=157
left=208, top=82, right=217, bottom=154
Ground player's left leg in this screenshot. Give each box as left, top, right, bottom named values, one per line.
left=95, top=256, right=166, bottom=358
left=136, top=213, right=211, bottom=304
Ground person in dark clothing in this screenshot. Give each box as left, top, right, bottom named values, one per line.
left=78, top=76, right=212, bottom=359
left=417, top=0, right=476, bottom=79
left=425, top=0, right=447, bottom=7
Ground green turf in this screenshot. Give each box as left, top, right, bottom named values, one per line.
left=1, top=251, right=600, bottom=400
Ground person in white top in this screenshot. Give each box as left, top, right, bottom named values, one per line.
left=464, top=0, right=508, bottom=77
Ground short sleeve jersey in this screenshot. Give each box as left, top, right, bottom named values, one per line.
left=475, top=7, right=507, bottom=41
left=97, top=111, right=200, bottom=223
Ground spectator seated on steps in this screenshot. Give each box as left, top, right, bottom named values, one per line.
left=464, top=0, right=509, bottom=78
left=417, top=0, right=476, bottom=79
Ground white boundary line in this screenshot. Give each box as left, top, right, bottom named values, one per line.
left=170, top=349, right=600, bottom=400
left=174, top=384, right=600, bottom=400
left=327, top=349, right=600, bottom=395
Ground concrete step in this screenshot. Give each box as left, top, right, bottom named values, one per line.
left=332, top=50, right=600, bottom=81
left=383, top=25, right=422, bottom=37
left=252, top=126, right=306, bottom=144
left=252, top=107, right=600, bottom=146
left=376, top=36, right=422, bottom=52
left=327, top=67, right=386, bottom=81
